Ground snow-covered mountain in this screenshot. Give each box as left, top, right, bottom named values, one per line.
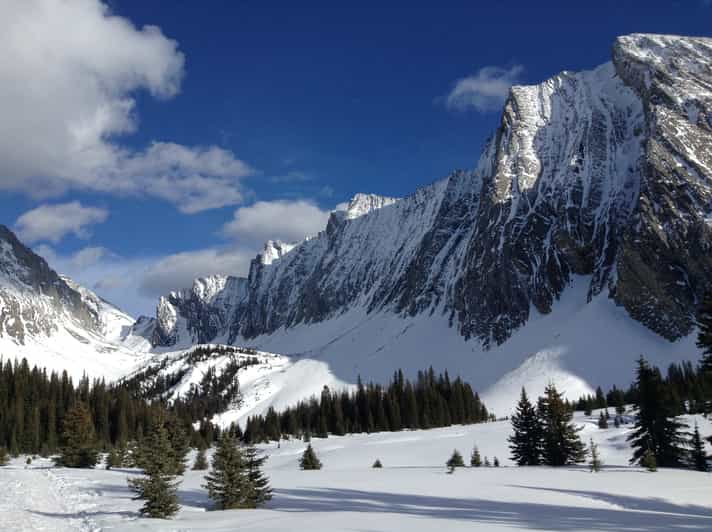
left=0, top=224, right=145, bottom=379
left=1, top=33, right=710, bottom=415
left=139, top=34, right=711, bottom=412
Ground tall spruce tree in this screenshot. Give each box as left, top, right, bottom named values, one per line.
left=627, top=357, right=688, bottom=468
left=538, top=384, right=586, bottom=466
left=690, top=423, right=709, bottom=472
left=204, top=435, right=250, bottom=510
left=242, top=444, right=272, bottom=508
left=55, top=402, right=99, bottom=468
left=508, top=388, right=542, bottom=466
left=128, top=422, right=180, bottom=519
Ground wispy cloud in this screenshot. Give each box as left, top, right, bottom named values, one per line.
left=445, top=65, right=523, bottom=113
left=15, top=202, right=108, bottom=244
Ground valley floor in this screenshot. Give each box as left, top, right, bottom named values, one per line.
left=2, top=413, right=711, bottom=532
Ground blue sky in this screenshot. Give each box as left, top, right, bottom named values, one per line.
left=1, top=1, right=710, bottom=316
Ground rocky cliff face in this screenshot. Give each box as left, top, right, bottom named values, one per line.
left=0, top=224, right=99, bottom=344
left=153, top=275, right=248, bottom=346
left=150, top=33, right=712, bottom=350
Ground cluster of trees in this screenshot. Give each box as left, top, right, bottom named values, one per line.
left=0, top=357, right=220, bottom=458
left=508, top=384, right=587, bottom=467
left=122, top=347, right=261, bottom=423
left=509, top=353, right=712, bottom=471
left=242, top=368, right=491, bottom=442
left=445, top=445, right=500, bottom=473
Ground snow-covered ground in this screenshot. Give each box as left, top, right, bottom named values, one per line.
left=2, top=411, right=711, bottom=531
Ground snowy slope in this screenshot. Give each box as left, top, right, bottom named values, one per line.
left=0, top=225, right=147, bottom=380
left=2, top=412, right=710, bottom=531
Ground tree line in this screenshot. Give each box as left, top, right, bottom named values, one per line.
left=241, top=368, right=492, bottom=443
left=0, top=357, right=218, bottom=456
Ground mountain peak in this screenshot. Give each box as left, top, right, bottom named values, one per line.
left=337, top=193, right=399, bottom=221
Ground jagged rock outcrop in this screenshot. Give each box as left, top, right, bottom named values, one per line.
left=153, top=275, right=248, bottom=346
left=150, top=33, right=712, bottom=349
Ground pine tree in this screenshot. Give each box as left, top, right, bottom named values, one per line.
left=128, top=423, right=180, bottom=519
left=0, top=447, right=8, bottom=466
left=690, top=423, right=709, bottom=472
left=165, top=416, right=190, bottom=476
left=641, top=448, right=657, bottom=472
left=192, top=448, right=209, bottom=471
left=55, top=402, right=99, bottom=468
left=372, top=459, right=383, bottom=468
left=598, top=411, right=608, bottom=429
left=589, top=439, right=602, bottom=472
left=204, top=435, right=249, bottom=510
left=508, top=388, right=542, bottom=466
left=242, top=444, right=272, bottom=508
left=484, top=456, right=491, bottom=467
left=627, top=357, right=688, bottom=468
left=106, top=448, right=122, bottom=470
left=446, top=449, right=465, bottom=473
left=299, top=444, right=322, bottom=470
left=539, top=384, right=586, bottom=466
left=470, top=445, right=482, bottom=467
left=493, top=456, right=500, bottom=467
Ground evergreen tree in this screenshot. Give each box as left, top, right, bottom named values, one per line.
left=493, top=456, right=500, bottom=467
left=483, top=456, right=491, bottom=467
left=627, top=357, right=688, bottom=468
left=192, top=448, right=209, bottom=471
left=470, top=445, right=482, bottom=467
left=165, top=416, right=190, bottom=476
left=242, top=444, right=272, bottom=508
left=589, top=439, right=602, bottom=472
left=55, top=402, right=99, bottom=468
left=538, top=384, right=586, bottom=466
left=508, top=388, right=542, bottom=466
left=204, top=435, right=249, bottom=510
left=128, top=423, right=180, bottom=519
left=446, top=449, right=465, bottom=473
left=372, top=459, right=383, bottom=468
left=641, top=448, right=657, bottom=472
left=690, top=423, right=709, bottom=472
left=106, top=448, right=122, bottom=470
left=299, top=444, right=322, bottom=470
left=597, top=412, right=608, bottom=429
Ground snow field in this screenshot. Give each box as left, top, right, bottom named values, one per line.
left=2, top=410, right=711, bottom=531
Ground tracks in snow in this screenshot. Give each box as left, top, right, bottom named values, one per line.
left=0, top=461, right=101, bottom=532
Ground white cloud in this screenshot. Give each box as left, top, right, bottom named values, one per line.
left=445, top=65, right=523, bottom=113
left=138, top=248, right=254, bottom=298
left=0, top=0, right=252, bottom=213
left=15, top=202, right=108, bottom=243
left=221, top=200, right=331, bottom=245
